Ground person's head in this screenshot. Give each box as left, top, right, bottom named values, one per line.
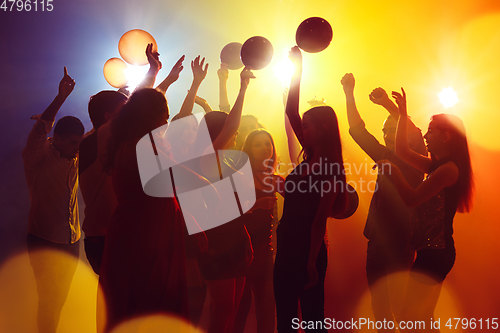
left=53, top=116, right=84, bottom=159
left=301, top=106, right=343, bottom=162
left=242, top=129, right=277, bottom=172
left=235, top=114, right=262, bottom=150
left=382, top=115, right=397, bottom=151
left=88, top=90, right=128, bottom=129
left=425, top=113, right=474, bottom=212
left=165, top=113, right=199, bottom=158
left=105, top=88, right=168, bottom=172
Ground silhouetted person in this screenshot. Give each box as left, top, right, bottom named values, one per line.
left=79, top=90, right=127, bottom=275
left=341, top=73, right=426, bottom=332
left=22, top=67, right=83, bottom=333
left=377, top=89, right=474, bottom=333
left=274, top=46, right=348, bottom=333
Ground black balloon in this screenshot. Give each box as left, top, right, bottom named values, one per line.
left=332, top=183, right=359, bottom=219
left=296, top=17, right=333, bottom=53
left=220, top=42, right=244, bottom=70
left=240, top=36, right=274, bottom=70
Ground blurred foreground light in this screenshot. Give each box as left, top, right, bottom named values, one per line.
left=438, top=87, right=459, bottom=108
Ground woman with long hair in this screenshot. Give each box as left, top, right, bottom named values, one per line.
left=236, top=129, right=284, bottom=333
left=273, top=46, right=348, bottom=333
left=100, top=88, right=188, bottom=332
left=193, top=67, right=256, bottom=333
left=377, top=89, right=474, bottom=332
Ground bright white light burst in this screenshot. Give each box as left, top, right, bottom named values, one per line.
left=273, top=49, right=296, bottom=87
left=124, top=64, right=149, bottom=91
left=438, top=87, right=459, bottom=108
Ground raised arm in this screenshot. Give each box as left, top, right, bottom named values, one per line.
left=211, top=67, right=255, bottom=151
left=177, top=56, right=209, bottom=118
left=393, top=89, right=431, bottom=173
left=41, top=67, right=75, bottom=122
left=283, top=88, right=301, bottom=165
left=194, top=95, right=213, bottom=114
left=136, top=43, right=162, bottom=90
left=155, top=55, right=185, bottom=94
left=285, top=46, right=304, bottom=146
left=218, top=63, right=231, bottom=112
left=341, top=73, right=364, bottom=129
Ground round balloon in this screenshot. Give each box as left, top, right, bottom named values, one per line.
left=118, top=29, right=158, bottom=66
left=240, top=36, right=274, bottom=70
left=296, top=17, right=333, bottom=53
left=220, top=42, right=244, bottom=70
left=103, top=58, right=128, bottom=88
left=332, top=183, right=359, bottom=219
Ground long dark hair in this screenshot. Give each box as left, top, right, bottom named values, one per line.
left=242, top=129, right=277, bottom=173
left=301, top=106, right=348, bottom=216
left=103, top=88, right=168, bottom=173
left=431, top=113, right=474, bottom=213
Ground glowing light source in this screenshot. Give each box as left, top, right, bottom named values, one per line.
left=438, top=87, right=459, bottom=108
left=124, top=64, right=149, bottom=91
left=273, top=54, right=295, bottom=87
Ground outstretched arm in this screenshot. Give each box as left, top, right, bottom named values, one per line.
left=218, top=63, right=230, bottom=112
left=393, top=89, right=431, bottom=173
left=136, top=43, right=162, bottom=90
left=211, top=67, right=255, bottom=151
left=156, top=55, right=185, bottom=94
left=341, top=73, right=364, bottom=129
left=285, top=46, right=304, bottom=146
left=41, top=67, right=75, bottom=122
left=177, top=56, right=209, bottom=119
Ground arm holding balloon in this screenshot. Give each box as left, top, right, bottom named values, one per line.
left=156, top=55, right=185, bottom=94
left=218, top=63, right=231, bottom=112
left=211, top=67, right=255, bottom=151
left=283, top=88, right=301, bottom=165
left=285, top=46, right=304, bottom=146
left=177, top=56, right=209, bottom=119
left=136, top=43, right=162, bottom=90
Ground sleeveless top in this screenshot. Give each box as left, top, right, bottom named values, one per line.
left=411, top=157, right=460, bottom=251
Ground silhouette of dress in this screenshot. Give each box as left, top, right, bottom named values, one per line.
left=99, top=140, right=188, bottom=332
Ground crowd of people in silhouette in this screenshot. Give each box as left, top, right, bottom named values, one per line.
left=22, top=43, right=474, bottom=333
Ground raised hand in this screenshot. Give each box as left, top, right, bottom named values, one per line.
left=392, top=88, right=407, bottom=116
left=369, top=87, right=391, bottom=106
left=217, top=63, right=229, bottom=81
left=59, top=67, right=75, bottom=98
left=288, top=46, right=303, bottom=70
left=146, top=43, right=162, bottom=74
left=341, top=73, right=355, bottom=95
left=240, top=66, right=256, bottom=89
left=191, top=55, right=208, bottom=84
left=166, top=55, right=185, bottom=84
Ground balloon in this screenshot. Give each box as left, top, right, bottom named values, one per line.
left=220, top=42, right=244, bottom=70
left=240, top=36, right=274, bottom=70
left=103, top=58, right=128, bottom=88
left=332, top=184, right=359, bottom=219
left=118, top=29, right=158, bottom=66
left=296, top=17, right=333, bottom=53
